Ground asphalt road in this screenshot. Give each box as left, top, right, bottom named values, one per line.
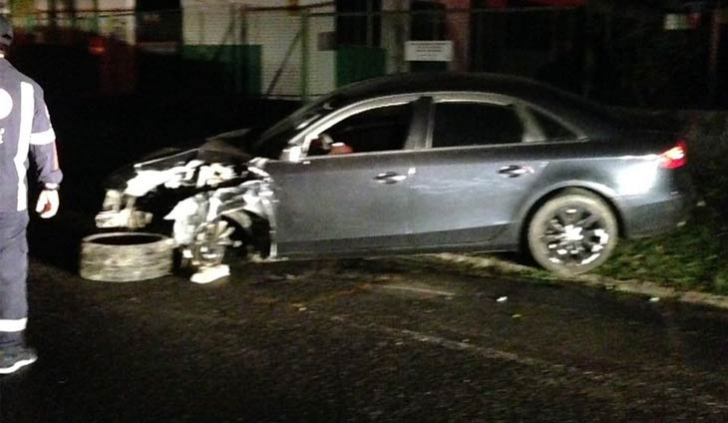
left=2, top=242, right=728, bottom=422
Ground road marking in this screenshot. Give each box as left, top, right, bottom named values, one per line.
left=331, top=315, right=572, bottom=371
left=329, top=315, right=728, bottom=411
left=368, top=284, right=457, bottom=298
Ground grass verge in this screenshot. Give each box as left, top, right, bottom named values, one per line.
left=594, top=208, right=728, bottom=294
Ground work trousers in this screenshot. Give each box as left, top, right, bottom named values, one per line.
left=0, top=211, right=29, bottom=348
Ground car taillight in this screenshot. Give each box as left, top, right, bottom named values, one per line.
left=660, top=140, right=687, bottom=169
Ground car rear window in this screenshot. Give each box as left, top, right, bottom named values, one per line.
left=432, top=102, right=524, bottom=148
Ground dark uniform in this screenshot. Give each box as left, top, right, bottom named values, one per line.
left=0, top=15, right=61, bottom=374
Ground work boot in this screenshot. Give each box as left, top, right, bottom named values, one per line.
left=0, top=345, right=38, bottom=374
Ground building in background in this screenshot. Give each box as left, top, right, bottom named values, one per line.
left=181, top=0, right=334, bottom=99
left=4, top=0, right=728, bottom=107
left=32, top=0, right=137, bottom=44
left=7, top=0, right=586, bottom=97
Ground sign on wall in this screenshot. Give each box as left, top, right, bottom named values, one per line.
left=405, top=41, right=454, bottom=62
left=663, top=13, right=700, bottom=31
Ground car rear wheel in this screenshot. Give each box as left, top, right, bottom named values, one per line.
left=527, top=189, right=618, bottom=275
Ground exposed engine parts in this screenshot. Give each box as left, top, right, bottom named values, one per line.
left=95, top=191, right=152, bottom=230
left=94, top=157, right=276, bottom=280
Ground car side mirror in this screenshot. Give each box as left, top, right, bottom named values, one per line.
left=280, top=145, right=303, bottom=163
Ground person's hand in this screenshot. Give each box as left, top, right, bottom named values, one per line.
left=36, top=189, right=60, bottom=218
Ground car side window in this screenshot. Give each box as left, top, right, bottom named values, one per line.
left=530, top=109, right=577, bottom=142
left=432, top=102, right=524, bottom=148
left=309, top=103, right=413, bottom=156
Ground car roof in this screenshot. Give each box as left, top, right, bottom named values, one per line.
left=333, top=72, right=553, bottom=101
left=329, top=72, right=623, bottom=137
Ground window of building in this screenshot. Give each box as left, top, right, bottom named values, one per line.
left=411, top=0, right=447, bottom=40
left=336, top=0, right=382, bottom=46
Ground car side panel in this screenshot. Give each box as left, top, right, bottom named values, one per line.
left=489, top=139, right=694, bottom=248
left=266, top=152, right=414, bottom=257
left=406, top=136, right=688, bottom=251
left=408, top=145, right=549, bottom=246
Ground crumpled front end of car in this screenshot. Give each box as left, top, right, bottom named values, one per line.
left=94, top=153, right=276, bottom=270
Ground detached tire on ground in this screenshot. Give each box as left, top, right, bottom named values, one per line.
left=80, top=232, right=174, bottom=282
left=527, top=189, right=618, bottom=275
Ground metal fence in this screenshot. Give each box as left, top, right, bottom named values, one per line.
left=7, top=4, right=727, bottom=107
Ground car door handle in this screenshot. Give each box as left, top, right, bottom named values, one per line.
left=375, top=172, right=407, bottom=184
left=498, top=165, right=533, bottom=178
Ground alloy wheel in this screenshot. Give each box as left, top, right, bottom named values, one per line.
left=527, top=189, right=618, bottom=275
left=540, top=206, right=611, bottom=267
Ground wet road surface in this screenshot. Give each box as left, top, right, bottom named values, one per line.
left=2, top=248, right=728, bottom=422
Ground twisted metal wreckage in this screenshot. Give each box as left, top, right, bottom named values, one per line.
left=94, top=139, right=275, bottom=283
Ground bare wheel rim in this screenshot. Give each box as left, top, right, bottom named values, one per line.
left=539, top=205, right=611, bottom=268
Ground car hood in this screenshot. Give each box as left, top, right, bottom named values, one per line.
left=105, top=129, right=256, bottom=190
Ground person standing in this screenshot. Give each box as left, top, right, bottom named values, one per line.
left=0, top=15, right=62, bottom=374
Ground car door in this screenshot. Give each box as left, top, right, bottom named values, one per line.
left=408, top=95, right=552, bottom=248
left=267, top=97, right=428, bottom=258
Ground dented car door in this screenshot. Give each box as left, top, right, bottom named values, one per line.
left=409, top=97, right=549, bottom=247
left=265, top=153, right=414, bottom=258
left=265, top=99, right=425, bottom=258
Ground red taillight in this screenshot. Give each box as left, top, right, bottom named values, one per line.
left=660, top=140, right=687, bottom=169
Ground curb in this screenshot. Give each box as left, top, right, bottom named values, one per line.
left=406, top=253, right=728, bottom=311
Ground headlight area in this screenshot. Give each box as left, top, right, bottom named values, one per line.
left=89, top=161, right=275, bottom=283
left=94, top=160, right=245, bottom=230
left=95, top=190, right=154, bottom=229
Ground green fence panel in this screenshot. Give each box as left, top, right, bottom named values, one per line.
left=336, top=46, right=386, bottom=87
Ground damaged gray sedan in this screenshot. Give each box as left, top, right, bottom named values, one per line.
left=95, top=73, right=694, bottom=277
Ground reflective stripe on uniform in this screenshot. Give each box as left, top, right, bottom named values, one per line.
left=14, top=82, right=34, bottom=212
left=0, top=318, right=27, bottom=332
left=29, top=128, right=56, bottom=145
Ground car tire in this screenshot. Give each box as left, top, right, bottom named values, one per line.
left=80, top=232, right=174, bottom=282
left=527, top=189, right=618, bottom=275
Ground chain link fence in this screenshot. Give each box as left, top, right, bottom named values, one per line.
left=6, top=3, right=727, bottom=107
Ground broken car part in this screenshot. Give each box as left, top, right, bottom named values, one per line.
left=79, top=232, right=174, bottom=282
left=94, top=154, right=277, bottom=279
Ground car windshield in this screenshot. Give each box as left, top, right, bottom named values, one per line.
left=252, top=94, right=340, bottom=158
